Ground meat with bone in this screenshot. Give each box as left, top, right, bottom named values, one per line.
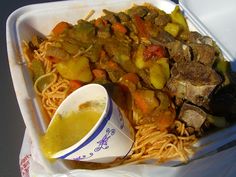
left=166, top=61, right=222, bottom=106
left=179, top=102, right=207, bottom=130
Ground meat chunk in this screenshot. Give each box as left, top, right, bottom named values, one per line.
left=166, top=41, right=191, bottom=62
left=102, top=10, right=119, bottom=24
left=190, top=43, right=216, bottom=66
left=152, top=30, right=175, bottom=44
left=117, top=12, right=131, bottom=22
left=179, top=102, right=207, bottom=130
left=127, top=6, right=149, bottom=17
left=187, top=31, right=203, bottom=43
left=167, top=61, right=222, bottom=106
left=155, top=13, right=171, bottom=27
left=187, top=31, right=214, bottom=46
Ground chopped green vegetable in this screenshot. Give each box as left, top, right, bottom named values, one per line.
left=62, top=41, right=79, bottom=55
left=84, top=43, right=102, bottom=62
left=73, top=20, right=96, bottom=42
left=156, top=91, right=171, bottom=110
left=35, top=73, right=56, bottom=93
left=45, top=46, right=70, bottom=61
left=31, top=59, right=45, bottom=81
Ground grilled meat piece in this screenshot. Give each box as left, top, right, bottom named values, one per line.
left=179, top=102, right=207, bottom=130
left=190, top=43, right=216, bottom=66
left=187, top=31, right=203, bottom=43
left=167, top=61, right=222, bottom=106
left=187, top=31, right=214, bottom=45
left=102, top=9, right=119, bottom=24
left=155, top=13, right=171, bottom=27
left=166, top=40, right=191, bottom=63
left=127, top=5, right=149, bottom=17
left=153, top=30, right=175, bottom=44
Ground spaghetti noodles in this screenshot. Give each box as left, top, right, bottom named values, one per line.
left=125, top=120, right=196, bottom=164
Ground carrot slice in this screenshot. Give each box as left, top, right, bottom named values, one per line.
left=112, top=23, right=127, bottom=34
left=106, top=60, right=120, bottom=70
left=69, top=80, right=83, bottom=92
left=92, top=69, right=107, bottom=79
left=52, top=21, right=71, bottom=36
left=121, top=73, right=139, bottom=85
left=133, top=89, right=159, bottom=114
left=133, top=91, right=150, bottom=114
left=95, top=18, right=107, bottom=28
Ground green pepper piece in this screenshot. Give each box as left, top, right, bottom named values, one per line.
left=31, top=59, right=45, bottom=82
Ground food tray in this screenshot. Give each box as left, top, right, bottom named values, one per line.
left=6, top=0, right=236, bottom=173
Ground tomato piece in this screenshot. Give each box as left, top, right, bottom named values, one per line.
left=134, top=15, right=148, bottom=38
left=143, top=45, right=166, bottom=60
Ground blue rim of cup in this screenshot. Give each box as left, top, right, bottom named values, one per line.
left=58, top=97, right=113, bottom=159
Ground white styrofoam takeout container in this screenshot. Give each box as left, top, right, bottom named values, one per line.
left=6, top=0, right=236, bottom=174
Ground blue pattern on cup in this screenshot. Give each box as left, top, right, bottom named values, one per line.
left=94, top=128, right=116, bottom=152
left=59, top=98, right=113, bottom=159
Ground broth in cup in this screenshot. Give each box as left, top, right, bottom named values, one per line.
left=40, top=100, right=105, bottom=159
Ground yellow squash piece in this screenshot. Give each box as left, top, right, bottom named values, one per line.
left=56, top=56, right=92, bottom=82
left=156, top=58, right=170, bottom=79
left=135, top=44, right=145, bottom=69
left=150, top=58, right=170, bottom=89
left=164, top=23, right=180, bottom=37
left=170, top=6, right=188, bottom=31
